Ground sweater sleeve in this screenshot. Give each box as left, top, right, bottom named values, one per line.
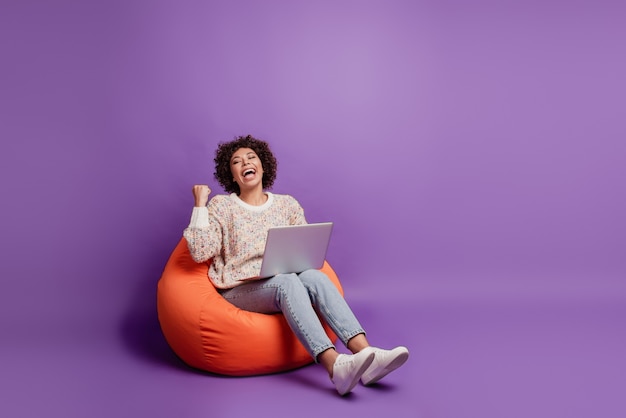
left=288, top=195, right=307, bottom=225
left=182, top=199, right=224, bottom=263
left=188, top=206, right=209, bottom=228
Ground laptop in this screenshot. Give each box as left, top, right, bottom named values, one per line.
left=256, top=222, right=334, bottom=279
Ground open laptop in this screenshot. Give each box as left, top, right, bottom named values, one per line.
left=256, top=222, right=334, bottom=279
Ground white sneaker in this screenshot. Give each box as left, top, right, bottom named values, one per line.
left=331, top=350, right=375, bottom=395
left=360, top=346, right=409, bottom=385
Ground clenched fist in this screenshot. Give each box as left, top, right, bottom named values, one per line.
left=192, top=184, right=211, bottom=207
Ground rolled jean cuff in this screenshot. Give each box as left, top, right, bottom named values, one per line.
left=340, top=329, right=367, bottom=346
left=312, top=342, right=336, bottom=363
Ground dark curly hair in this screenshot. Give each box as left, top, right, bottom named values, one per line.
left=213, top=134, right=278, bottom=194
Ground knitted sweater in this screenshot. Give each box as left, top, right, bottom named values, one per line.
left=183, top=192, right=307, bottom=289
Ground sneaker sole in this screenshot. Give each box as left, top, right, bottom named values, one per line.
left=361, top=350, right=409, bottom=386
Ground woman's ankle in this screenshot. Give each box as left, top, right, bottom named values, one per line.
left=317, top=348, right=339, bottom=377
left=347, top=333, right=370, bottom=353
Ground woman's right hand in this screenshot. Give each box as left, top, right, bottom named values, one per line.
left=192, top=184, right=211, bottom=207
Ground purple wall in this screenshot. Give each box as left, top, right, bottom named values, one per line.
left=1, top=0, right=624, bottom=373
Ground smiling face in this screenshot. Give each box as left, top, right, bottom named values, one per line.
left=213, top=135, right=278, bottom=194
left=230, top=147, right=264, bottom=192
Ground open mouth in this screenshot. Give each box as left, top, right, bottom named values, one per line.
left=243, top=169, right=256, bottom=178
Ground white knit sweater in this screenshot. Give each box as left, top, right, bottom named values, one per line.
left=183, top=192, right=306, bottom=289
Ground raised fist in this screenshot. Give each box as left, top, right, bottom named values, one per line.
left=192, top=184, right=211, bottom=207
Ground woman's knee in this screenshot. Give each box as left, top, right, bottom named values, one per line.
left=270, top=273, right=306, bottom=295
left=298, top=269, right=332, bottom=290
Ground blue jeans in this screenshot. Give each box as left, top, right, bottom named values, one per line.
left=219, top=269, right=366, bottom=361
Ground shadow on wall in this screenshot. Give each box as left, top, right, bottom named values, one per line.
left=118, top=266, right=187, bottom=371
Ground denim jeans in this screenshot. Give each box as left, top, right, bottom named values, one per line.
left=219, top=269, right=366, bottom=361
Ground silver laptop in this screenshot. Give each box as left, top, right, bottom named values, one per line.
left=257, top=222, right=334, bottom=278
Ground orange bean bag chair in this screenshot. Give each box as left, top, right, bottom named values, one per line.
left=157, top=238, right=344, bottom=376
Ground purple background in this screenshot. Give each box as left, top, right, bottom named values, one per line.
left=1, top=1, right=624, bottom=417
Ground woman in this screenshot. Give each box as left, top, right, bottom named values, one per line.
left=183, top=134, right=408, bottom=396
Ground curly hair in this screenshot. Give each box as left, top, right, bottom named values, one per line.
left=213, top=135, right=278, bottom=194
